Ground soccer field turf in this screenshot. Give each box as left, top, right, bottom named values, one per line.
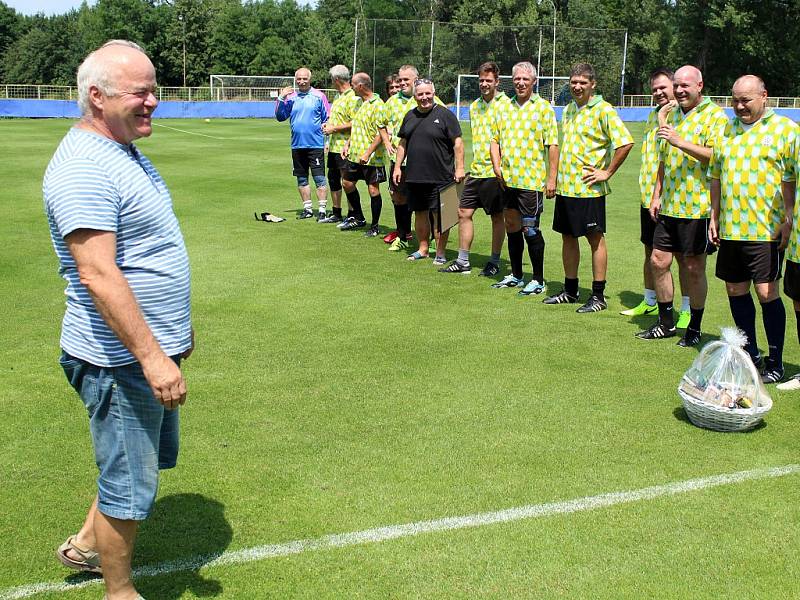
left=1, top=118, right=799, bottom=599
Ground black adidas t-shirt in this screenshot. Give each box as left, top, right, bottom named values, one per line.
left=398, top=105, right=462, bottom=184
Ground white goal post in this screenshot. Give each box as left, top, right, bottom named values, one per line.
left=208, top=74, right=295, bottom=102
left=455, top=74, right=571, bottom=120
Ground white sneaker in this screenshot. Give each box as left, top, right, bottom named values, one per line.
left=776, top=374, right=800, bottom=391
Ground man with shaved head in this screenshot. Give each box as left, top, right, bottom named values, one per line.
left=45, top=40, right=194, bottom=599
left=709, top=75, right=798, bottom=383
left=276, top=67, right=331, bottom=219
left=340, top=72, right=392, bottom=235
left=637, top=65, right=728, bottom=347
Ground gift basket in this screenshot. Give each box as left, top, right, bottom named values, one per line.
left=677, top=327, right=772, bottom=432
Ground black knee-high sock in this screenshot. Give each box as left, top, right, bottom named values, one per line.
left=370, top=194, right=382, bottom=227
left=394, top=203, right=408, bottom=238
left=401, top=204, right=412, bottom=237
left=592, top=280, right=607, bottom=301
left=761, top=297, right=786, bottom=365
left=564, top=277, right=579, bottom=297
left=796, top=310, right=800, bottom=344
left=345, top=189, right=363, bottom=219
left=507, top=230, right=524, bottom=279
left=729, top=294, right=758, bottom=358
left=525, top=231, right=545, bottom=282
left=688, top=307, right=705, bottom=332
left=658, top=301, right=674, bottom=328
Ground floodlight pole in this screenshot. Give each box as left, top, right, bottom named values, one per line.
left=536, top=28, right=542, bottom=95
left=178, top=13, right=186, bottom=87
left=352, top=18, right=359, bottom=74
left=620, top=30, right=629, bottom=106
left=549, top=0, right=556, bottom=104
left=428, top=21, right=435, bottom=78
left=537, top=0, right=556, bottom=104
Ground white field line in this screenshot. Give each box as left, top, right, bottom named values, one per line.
left=3, top=464, right=798, bottom=599
left=152, top=122, right=227, bottom=140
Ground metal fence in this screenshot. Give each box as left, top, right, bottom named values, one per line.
left=0, top=84, right=337, bottom=102
left=622, top=94, right=800, bottom=108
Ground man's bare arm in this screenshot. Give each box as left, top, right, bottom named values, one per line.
left=65, top=229, right=187, bottom=408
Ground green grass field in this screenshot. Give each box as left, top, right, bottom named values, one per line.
left=1, top=118, right=799, bottom=599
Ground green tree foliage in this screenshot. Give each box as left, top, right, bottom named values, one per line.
left=1, top=0, right=799, bottom=98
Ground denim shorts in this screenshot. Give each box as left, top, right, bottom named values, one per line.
left=60, top=352, right=180, bottom=521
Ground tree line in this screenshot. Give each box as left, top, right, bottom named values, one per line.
left=1, top=0, right=798, bottom=100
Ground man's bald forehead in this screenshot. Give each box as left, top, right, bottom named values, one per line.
left=674, top=65, right=702, bottom=83
left=733, top=74, right=766, bottom=94
left=295, top=68, right=311, bottom=77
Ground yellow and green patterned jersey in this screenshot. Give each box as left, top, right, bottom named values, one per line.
left=711, top=110, right=798, bottom=242
left=348, top=95, right=387, bottom=167
left=490, top=94, right=558, bottom=191
left=787, top=136, right=800, bottom=262
left=384, top=92, right=445, bottom=149
left=469, top=91, right=510, bottom=178
left=638, top=107, right=660, bottom=208
left=658, top=97, right=728, bottom=219
left=557, top=95, right=634, bottom=198
left=327, top=88, right=361, bottom=154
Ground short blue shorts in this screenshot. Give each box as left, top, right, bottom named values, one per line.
left=60, top=352, right=180, bottom=521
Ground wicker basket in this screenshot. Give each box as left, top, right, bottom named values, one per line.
left=678, top=328, right=773, bottom=432
left=678, top=381, right=772, bottom=432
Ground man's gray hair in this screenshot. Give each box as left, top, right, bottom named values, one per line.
left=512, top=61, right=537, bottom=79
left=77, top=40, right=147, bottom=115
left=329, top=64, right=350, bottom=82
left=399, top=64, right=419, bottom=77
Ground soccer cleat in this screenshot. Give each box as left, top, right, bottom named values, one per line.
left=491, top=275, right=524, bottom=289
left=761, top=361, right=785, bottom=384
left=316, top=211, right=327, bottom=222
left=388, top=237, right=409, bottom=252
left=543, top=290, right=579, bottom=304
left=576, top=295, right=608, bottom=313
left=340, top=217, right=366, bottom=231
left=337, top=216, right=354, bottom=229
left=518, top=279, right=546, bottom=296
left=432, top=256, right=447, bottom=266
left=635, top=322, right=677, bottom=340
left=478, top=262, right=500, bottom=277
left=677, top=328, right=702, bottom=348
left=438, top=260, right=471, bottom=274
left=364, top=225, right=380, bottom=238
left=620, top=300, right=657, bottom=316
left=319, top=213, right=342, bottom=223
left=297, top=208, right=314, bottom=219
left=777, top=374, right=800, bottom=391
left=676, top=310, right=691, bottom=329
left=383, top=231, right=399, bottom=243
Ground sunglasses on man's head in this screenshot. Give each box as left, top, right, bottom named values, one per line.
left=414, top=78, right=433, bottom=86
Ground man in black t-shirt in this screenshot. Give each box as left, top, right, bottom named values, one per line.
left=392, top=78, right=465, bottom=262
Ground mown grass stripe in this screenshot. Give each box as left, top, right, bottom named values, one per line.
left=3, top=464, right=797, bottom=599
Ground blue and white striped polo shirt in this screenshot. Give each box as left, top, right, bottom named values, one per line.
left=44, top=127, right=192, bottom=367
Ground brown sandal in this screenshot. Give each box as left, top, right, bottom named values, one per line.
left=56, top=534, right=102, bottom=574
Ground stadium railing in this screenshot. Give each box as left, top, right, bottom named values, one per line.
left=622, top=94, right=800, bottom=109
left=0, top=84, right=337, bottom=103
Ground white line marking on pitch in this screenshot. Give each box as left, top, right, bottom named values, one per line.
left=152, top=122, right=227, bottom=139
left=3, top=464, right=797, bottom=599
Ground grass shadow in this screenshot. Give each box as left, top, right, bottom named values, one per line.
left=135, top=493, right=232, bottom=599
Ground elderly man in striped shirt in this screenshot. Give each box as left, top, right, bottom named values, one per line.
left=44, top=40, right=194, bottom=600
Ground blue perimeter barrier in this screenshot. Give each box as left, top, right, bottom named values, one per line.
left=3, top=99, right=800, bottom=123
